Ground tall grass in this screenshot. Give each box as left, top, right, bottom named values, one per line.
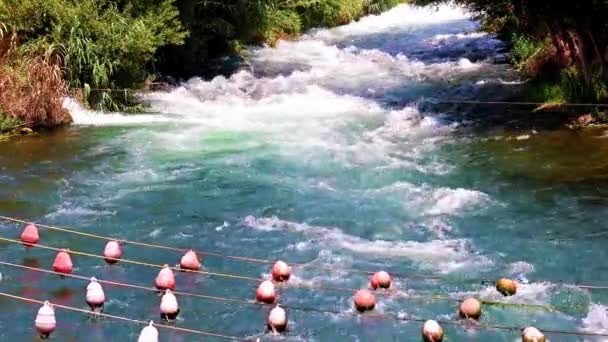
left=0, top=34, right=71, bottom=128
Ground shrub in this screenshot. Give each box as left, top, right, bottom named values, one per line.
left=0, top=38, right=71, bottom=128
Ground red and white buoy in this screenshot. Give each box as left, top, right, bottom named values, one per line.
left=138, top=321, right=159, bottom=342
left=353, top=289, right=376, bottom=312
left=370, top=271, right=392, bottom=290
left=180, top=249, right=201, bottom=271
left=52, top=249, right=73, bottom=275
left=160, top=289, right=180, bottom=321
left=35, top=301, right=56, bottom=339
left=256, top=280, right=276, bottom=304
left=267, top=305, right=287, bottom=333
left=271, top=261, right=291, bottom=282
left=155, top=264, right=176, bottom=291
left=422, top=320, right=444, bottom=342
left=21, top=224, right=40, bottom=248
left=459, top=297, right=482, bottom=320
left=103, top=240, right=122, bottom=264
left=85, top=277, right=105, bottom=313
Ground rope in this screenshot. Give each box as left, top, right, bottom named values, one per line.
left=0, top=216, right=443, bottom=281
left=0, top=291, right=250, bottom=340
left=0, top=261, right=566, bottom=314
left=0, top=287, right=606, bottom=339
left=3, top=216, right=608, bottom=291
left=425, top=99, right=608, bottom=108
left=0, top=236, right=394, bottom=296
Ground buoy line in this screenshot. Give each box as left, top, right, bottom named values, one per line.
left=0, top=291, right=251, bottom=340
left=0, top=236, right=397, bottom=296
left=2, top=235, right=595, bottom=309
left=0, top=216, right=442, bottom=280
left=1, top=288, right=606, bottom=340
left=0, top=261, right=567, bottom=314
left=3, top=216, right=608, bottom=291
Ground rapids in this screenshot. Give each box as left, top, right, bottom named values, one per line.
left=1, top=3, right=608, bottom=341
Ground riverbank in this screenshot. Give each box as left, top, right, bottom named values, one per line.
left=414, top=0, right=608, bottom=127
left=0, top=0, right=403, bottom=132
left=2, top=5, right=608, bottom=339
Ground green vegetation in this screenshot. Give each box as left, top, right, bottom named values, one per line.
left=417, top=0, right=608, bottom=108
left=158, top=0, right=404, bottom=78
left=0, top=110, right=22, bottom=133
left=1, top=0, right=186, bottom=113
left=0, top=0, right=403, bottom=127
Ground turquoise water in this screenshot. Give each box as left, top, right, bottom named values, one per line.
left=2, top=4, right=608, bottom=341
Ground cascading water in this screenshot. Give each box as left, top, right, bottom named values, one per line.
left=2, top=3, right=608, bottom=341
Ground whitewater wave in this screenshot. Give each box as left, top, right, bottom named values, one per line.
left=309, top=4, right=472, bottom=41
left=243, top=215, right=492, bottom=273
left=582, top=304, right=608, bottom=341
left=64, top=98, right=170, bottom=126
left=366, top=181, right=493, bottom=216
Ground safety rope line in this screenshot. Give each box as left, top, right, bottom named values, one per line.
left=0, top=215, right=608, bottom=291
left=0, top=291, right=251, bottom=340
left=0, top=216, right=442, bottom=281
left=3, top=216, right=607, bottom=291
left=0, top=236, right=395, bottom=296
left=424, top=99, right=608, bottom=108
left=1, top=288, right=606, bottom=339
left=0, top=261, right=566, bottom=314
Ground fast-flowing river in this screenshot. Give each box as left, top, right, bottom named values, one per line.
left=2, top=4, right=608, bottom=341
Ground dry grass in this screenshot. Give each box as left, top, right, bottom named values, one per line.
left=0, top=33, right=72, bottom=129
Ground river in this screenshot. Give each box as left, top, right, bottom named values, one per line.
left=2, top=3, right=608, bottom=341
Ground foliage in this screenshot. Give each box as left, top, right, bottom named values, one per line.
left=417, top=0, right=608, bottom=104
left=0, top=110, right=22, bottom=133
left=157, top=0, right=404, bottom=77
left=0, top=34, right=71, bottom=128
left=0, top=0, right=403, bottom=116
left=510, top=34, right=547, bottom=67
left=0, top=0, right=186, bottom=111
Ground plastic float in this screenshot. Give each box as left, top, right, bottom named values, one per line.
left=271, top=260, right=291, bottom=282
left=256, top=280, right=277, bottom=304
left=103, top=240, right=122, bottom=264
left=155, top=264, right=176, bottom=291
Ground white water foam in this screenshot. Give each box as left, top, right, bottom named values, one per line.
left=581, top=304, right=608, bottom=341
left=366, top=181, right=493, bottom=216
left=244, top=215, right=492, bottom=273
left=64, top=98, right=170, bottom=126
left=309, top=4, right=472, bottom=41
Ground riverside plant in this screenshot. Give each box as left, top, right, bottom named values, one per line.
left=0, top=33, right=71, bottom=129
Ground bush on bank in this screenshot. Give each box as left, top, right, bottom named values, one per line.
left=0, top=0, right=403, bottom=126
